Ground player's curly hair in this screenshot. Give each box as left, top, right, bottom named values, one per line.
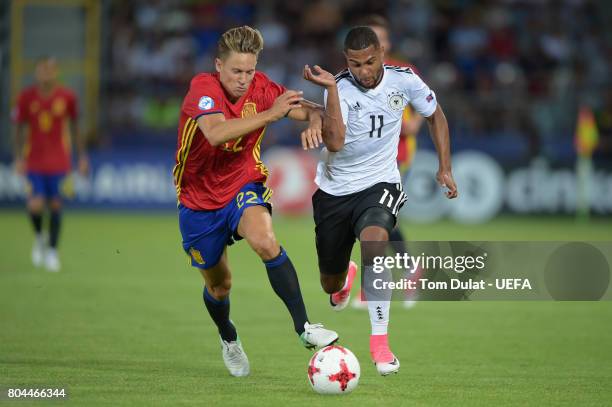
left=218, top=26, right=264, bottom=59
left=344, top=26, right=380, bottom=52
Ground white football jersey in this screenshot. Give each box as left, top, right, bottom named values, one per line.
left=315, top=65, right=438, bottom=196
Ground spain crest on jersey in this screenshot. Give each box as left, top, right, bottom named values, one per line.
left=52, top=98, right=66, bottom=116
left=221, top=102, right=259, bottom=152
left=241, top=102, right=257, bottom=118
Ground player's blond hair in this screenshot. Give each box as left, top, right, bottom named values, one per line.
left=217, top=26, right=264, bottom=59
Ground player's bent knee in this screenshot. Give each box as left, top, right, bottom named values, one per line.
left=360, top=226, right=389, bottom=242
left=209, top=281, right=232, bottom=299
left=28, top=198, right=44, bottom=213
left=356, top=208, right=394, bottom=264
left=49, top=199, right=62, bottom=211
left=250, top=234, right=280, bottom=261
left=210, top=286, right=231, bottom=299
left=355, top=207, right=394, bottom=240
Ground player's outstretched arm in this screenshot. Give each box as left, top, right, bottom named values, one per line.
left=425, top=104, right=458, bottom=199
left=197, top=90, right=304, bottom=147
left=303, top=65, right=345, bottom=152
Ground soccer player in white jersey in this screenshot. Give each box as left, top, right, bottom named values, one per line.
left=303, top=26, right=458, bottom=375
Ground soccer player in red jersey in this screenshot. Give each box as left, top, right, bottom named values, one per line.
left=174, top=26, right=338, bottom=377
left=12, top=57, right=88, bottom=272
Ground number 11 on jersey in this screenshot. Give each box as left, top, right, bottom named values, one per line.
left=369, top=115, right=384, bottom=138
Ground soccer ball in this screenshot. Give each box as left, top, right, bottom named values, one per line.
left=308, top=345, right=360, bottom=394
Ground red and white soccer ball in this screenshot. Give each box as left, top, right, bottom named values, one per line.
left=308, top=345, right=360, bottom=394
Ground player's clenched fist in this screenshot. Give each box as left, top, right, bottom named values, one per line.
left=268, top=90, right=303, bottom=121
left=303, top=65, right=336, bottom=88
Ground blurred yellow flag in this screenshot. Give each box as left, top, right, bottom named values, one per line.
left=574, top=106, right=599, bottom=157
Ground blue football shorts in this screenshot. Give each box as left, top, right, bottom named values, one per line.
left=26, top=172, right=67, bottom=199
left=178, top=182, right=272, bottom=269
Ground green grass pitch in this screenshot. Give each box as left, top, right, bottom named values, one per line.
left=1, top=211, right=611, bottom=406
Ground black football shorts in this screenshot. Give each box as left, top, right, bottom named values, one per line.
left=312, top=182, right=406, bottom=275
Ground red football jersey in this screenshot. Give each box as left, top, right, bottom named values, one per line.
left=13, top=85, right=78, bottom=174
left=174, top=71, right=285, bottom=210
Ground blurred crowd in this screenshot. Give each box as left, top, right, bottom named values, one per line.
left=105, top=0, right=612, bottom=158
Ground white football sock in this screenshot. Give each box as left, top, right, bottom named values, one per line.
left=363, top=265, right=392, bottom=335
left=368, top=299, right=390, bottom=335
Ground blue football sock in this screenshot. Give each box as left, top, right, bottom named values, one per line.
left=264, top=247, right=309, bottom=335
left=49, top=210, right=61, bottom=248
left=29, top=211, right=43, bottom=234
left=203, top=287, right=237, bottom=342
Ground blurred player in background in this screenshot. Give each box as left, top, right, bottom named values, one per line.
left=174, top=26, right=337, bottom=377
left=11, top=56, right=88, bottom=272
left=352, top=15, right=425, bottom=309
left=304, top=26, right=457, bottom=375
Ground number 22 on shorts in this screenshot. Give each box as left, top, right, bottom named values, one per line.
left=236, top=191, right=258, bottom=209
